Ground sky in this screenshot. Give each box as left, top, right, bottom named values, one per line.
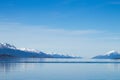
left=0, top=0, right=120, bottom=58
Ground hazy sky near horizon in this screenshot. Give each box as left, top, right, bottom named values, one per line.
left=0, top=0, right=120, bottom=57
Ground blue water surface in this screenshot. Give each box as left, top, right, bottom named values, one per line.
left=0, top=58, right=120, bottom=80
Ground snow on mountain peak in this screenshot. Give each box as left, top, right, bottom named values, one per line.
left=0, top=43, right=41, bottom=53
left=0, top=43, right=16, bottom=49
left=92, top=50, right=120, bottom=59
left=18, top=48, right=40, bottom=53
left=0, top=43, right=77, bottom=58
left=105, top=50, right=119, bottom=55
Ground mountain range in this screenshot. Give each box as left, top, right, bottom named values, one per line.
left=92, top=50, right=120, bottom=59
left=1, top=43, right=120, bottom=59
left=0, top=43, right=77, bottom=58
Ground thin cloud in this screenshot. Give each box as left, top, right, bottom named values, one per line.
left=108, top=1, right=120, bottom=5
left=30, top=28, right=103, bottom=36
left=0, top=22, right=103, bottom=36
left=69, top=30, right=102, bottom=35
left=101, top=37, right=120, bottom=40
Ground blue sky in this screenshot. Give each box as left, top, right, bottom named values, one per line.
left=0, top=0, right=120, bottom=57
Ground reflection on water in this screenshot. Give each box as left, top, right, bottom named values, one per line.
left=106, top=63, right=120, bottom=72
left=0, top=58, right=44, bottom=72
left=1, top=58, right=120, bottom=72
left=0, top=63, right=17, bottom=72
left=1, top=58, right=120, bottom=80
left=0, top=58, right=18, bottom=72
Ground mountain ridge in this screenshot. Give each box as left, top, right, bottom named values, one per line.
left=92, top=50, right=120, bottom=59
left=0, top=43, right=77, bottom=58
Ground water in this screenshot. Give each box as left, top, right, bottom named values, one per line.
left=0, top=58, right=120, bottom=80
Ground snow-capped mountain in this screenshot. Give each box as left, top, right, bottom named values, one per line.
left=18, top=48, right=40, bottom=53
left=0, top=43, right=16, bottom=49
left=92, top=50, right=120, bottom=59
left=0, top=43, right=76, bottom=58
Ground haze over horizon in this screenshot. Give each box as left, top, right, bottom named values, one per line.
left=0, top=0, right=120, bottom=58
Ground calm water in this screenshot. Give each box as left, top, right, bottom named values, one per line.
left=0, top=58, right=120, bottom=80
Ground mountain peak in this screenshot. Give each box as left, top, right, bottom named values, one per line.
left=18, top=48, right=40, bottom=53
left=0, top=43, right=16, bottom=49
left=0, top=43, right=80, bottom=58
left=93, top=50, right=120, bottom=59
left=105, top=50, right=119, bottom=55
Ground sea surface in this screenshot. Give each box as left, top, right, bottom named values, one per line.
left=0, top=58, right=120, bottom=80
